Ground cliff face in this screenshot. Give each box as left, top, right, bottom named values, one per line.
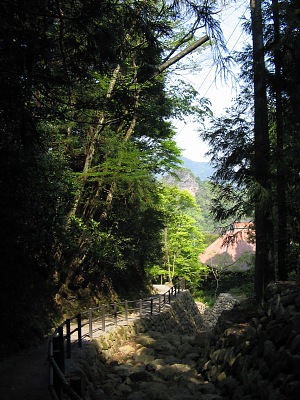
left=163, top=169, right=199, bottom=196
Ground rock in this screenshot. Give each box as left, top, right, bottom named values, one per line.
left=201, top=395, right=223, bottom=400
left=290, top=354, right=300, bottom=379
left=155, top=363, right=197, bottom=381
left=102, top=382, right=115, bottom=394
left=169, top=394, right=198, bottom=400
left=137, top=335, right=156, bottom=346
left=274, top=323, right=293, bottom=346
left=216, top=371, right=226, bottom=383
left=133, top=354, right=155, bottom=364
left=112, top=364, right=131, bottom=378
left=152, top=339, right=176, bottom=353
left=178, top=343, right=196, bottom=359
left=127, top=391, right=149, bottom=400
left=163, top=355, right=181, bottom=365
left=263, top=340, right=277, bottom=367
left=64, top=284, right=300, bottom=400
left=119, top=344, right=136, bottom=353
left=129, top=369, right=153, bottom=382
left=194, top=331, right=214, bottom=347
left=290, top=334, right=300, bottom=354
left=291, top=312, right=300, bottom=331
left=141, top=381, right=171, bottom=400
left=218, top=375, right=238, bottom=396
left=117, top=383, right=132, bottom=395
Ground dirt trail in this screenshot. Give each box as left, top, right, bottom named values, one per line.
left=0, top=341, right=51, bottom=400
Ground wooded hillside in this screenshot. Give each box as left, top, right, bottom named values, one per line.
left=0, top=0, right=223, bottom=356
left=1, top=0, right=299, bottom=356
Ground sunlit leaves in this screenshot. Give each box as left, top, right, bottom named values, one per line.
left=157, top=184, right=207, bottom=286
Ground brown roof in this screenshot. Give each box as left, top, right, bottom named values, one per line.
left=200, top=222, right=255, bottom=269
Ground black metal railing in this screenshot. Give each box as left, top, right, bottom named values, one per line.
left=48, top=279, right=185, bottom=399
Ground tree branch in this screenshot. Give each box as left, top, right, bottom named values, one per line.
left=157, top=34, right=210, bottom=74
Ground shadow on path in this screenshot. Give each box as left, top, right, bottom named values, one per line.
left=0, top=341, right=51, bottom=400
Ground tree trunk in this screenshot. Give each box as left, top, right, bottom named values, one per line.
left=164, top=227, right=172, bottom=283
left=251, top=0, right=274, bottom=301
left=272, top=0, right=288, bottom=280
left=157, top=35, right=209, bottom=74
left=68, top=64, right=121, bottom=219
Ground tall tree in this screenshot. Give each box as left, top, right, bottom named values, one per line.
left=271, top=0, right=288, bottom=280
left=251, top=0, right=274, bottom=301
left=157, top=184, right=206, bottom=288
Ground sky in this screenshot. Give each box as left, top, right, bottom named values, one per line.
left=174, top=1, right=250, bottom=162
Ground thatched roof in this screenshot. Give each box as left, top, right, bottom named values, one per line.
left=200, top=222, right=255, bottom=270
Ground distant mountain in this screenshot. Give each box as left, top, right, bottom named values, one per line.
left=181, top=157, right=214, bottom=181
left=163, top=169, right=199, bottom=196
left=161, top=162, right=217, bottom=233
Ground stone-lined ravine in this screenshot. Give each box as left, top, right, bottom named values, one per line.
left=66, top=284, right=300, bottom=400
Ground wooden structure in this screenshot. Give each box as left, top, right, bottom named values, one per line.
left=200, top=222, right=256, bottom=270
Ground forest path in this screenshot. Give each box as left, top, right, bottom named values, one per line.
left=0, top=285, right=172, bottom=399
left=152, top=284, right=172, bottom=294
left=0, top=340, right=51, bottom=400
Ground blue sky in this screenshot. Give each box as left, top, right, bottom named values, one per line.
left=174, top=1, right=250, bottom=162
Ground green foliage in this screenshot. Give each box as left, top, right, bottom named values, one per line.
left=195, top=179, right=219, bottom=233
left=162, top=168, right=218, bottom=233
left=198, top=0, right=300, bottom=295
left=201, top=268, right=255, bottom=300
left=203, top=232, right=219, bottom=247
left=0, top=145, right=74, bottom=355
left=0, top=0, right=239, bottom=354
left=150, top=184, right=208, bottom=289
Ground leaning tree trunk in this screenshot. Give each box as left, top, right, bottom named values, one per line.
left=251, top=0, right=275, bottom=302
left=68, top=64, right=121, bottom=219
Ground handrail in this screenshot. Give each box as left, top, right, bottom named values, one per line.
left=48, top=279, right=185, bottom=399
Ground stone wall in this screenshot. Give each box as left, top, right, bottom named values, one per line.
left=198, top=282, right=300, bottom=400
left=66, top=284, right=300, bottom=400
left=67, top=291, right=215, bottom=399
left=74, top=291, right=207, bottom=363
left=202, top=293, right=238, bottom=330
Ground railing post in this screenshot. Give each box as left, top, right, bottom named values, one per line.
left=124, top=300, right=128, bottom=322
left=70, top=376, right=82, bottom=397
left=89, top=308, right=93, bottom=339
left=102, top=304, right=106, bottom=331
left=53, top=326, right=65, bottom=372
left=77, top=314, right=82, bottom=348
left=139, top=299, right=143, bottom=318
left=158, top=295, right=161, bottom=313
left=53, top=335, right=63, bottom=399
left=150, top=298, right=153, bottom=315
left=114, top=303, right=117, bottom=326
left=66, top=319, right=71, bottom=359
left=168, top=290, right=171, bottom=304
